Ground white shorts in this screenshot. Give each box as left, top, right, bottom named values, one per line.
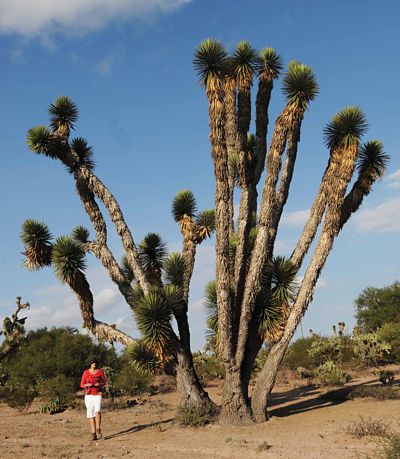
left=84, top=395, right=102, bottom=418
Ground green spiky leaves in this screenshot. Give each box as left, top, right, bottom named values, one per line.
left=282, top=61, right=318, bottom=110
left=163, top=252, right=185, bottom=287
left=26, top=126, right=61, bottom=159
left=172, top=189, right=197, bottom=222
left=193, top=38, right=227, bottom=88
left=255, top=47, right=283, bottom=80
left=51, top=236, right=87, bottom=284
left=126, top=341, right=164, bottom=375
left=135, top=289, right=175, bottom=360
left=121, top=255, right=135, bottom=283
left=49, top=96, right=78, bottom=136
left=232, top=41, right=257, bottom=87
left=71, top=226, right=90, bottom=244
left=139, top=233, right=167, bottom=283
left=21, top=219, right=53, bottom=271
left=266, top=256, right=298, bottom=305
left=324, top=106, right=368, bottom=150
left=195, top=209, right=215, bottom=241
left=70, top=137, right=95, bottom=171
left=357, top=140, right=389, bottom=179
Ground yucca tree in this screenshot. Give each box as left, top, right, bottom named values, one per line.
left=0, top=297, right=30, bottom=355
left=194, top=38, right=386, bottom=424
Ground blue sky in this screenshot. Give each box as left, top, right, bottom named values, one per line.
left=0, top=0, right=399, bottom=350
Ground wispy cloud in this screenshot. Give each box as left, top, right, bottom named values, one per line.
left=0, top=0, right=190, bottom=39
left=281, top=209, right=310, bottom=227
left=386, top=169, right=400, bottom=189
left=353, top=197, right=400, bottom=233
left=96, top=56, right=115, bottom=76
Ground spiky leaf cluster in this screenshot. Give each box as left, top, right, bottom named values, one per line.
left=71, top=226, right=90, bottom=244
left=163, top=252, right=185, bottom=287
left=324, top=106, right=368, bottom=150
left=21, top=220, right=53, bottom=270
left=195, top=209, right=215, bottom=241
left=51, top=236, right=87, bottom=284
left=135, top=290, right=175, bottom=359
left=255, top=47, right=283, bottom=80
left=164, top=284, right=184, bottom=312
left=49, top=96, right=78, bottom=136
left=232, top=41, right=257, bottom=87
left=357, top=140, right=389, bottom=179
left=172, top=189, right=197, bottom=222
left=121, top=255, right=135, bottom=283
left=193, top=38, right=227, bottom=88
left=139, top=233, right=167, bottom=281
left=26, top=126, right=59, bottom=159
left=126, top=341, right=164, bottom=374
left=70, top=137, right=95, bottom=171
left=282, top=61, right=318, bottom=110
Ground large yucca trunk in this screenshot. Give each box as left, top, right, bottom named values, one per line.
left=251, top=143, right=359, bottom=421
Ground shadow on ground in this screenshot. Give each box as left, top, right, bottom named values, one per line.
left=104, top=418, right=173, bottom=440
left=268, top=379, right=376, bottom=418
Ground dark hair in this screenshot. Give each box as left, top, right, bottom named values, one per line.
left=87, top=358, right=98, bottom=369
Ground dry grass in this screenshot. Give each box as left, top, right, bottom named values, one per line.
left=346, top=416, right=391, bottom=438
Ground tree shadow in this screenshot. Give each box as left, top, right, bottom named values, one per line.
left=268, top=379, right=377, bottom=418
left=104, top=418, right=173, bottom=440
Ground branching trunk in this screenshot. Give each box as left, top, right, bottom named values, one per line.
left=235, top=107, right=298, bottom=368
left=78, top=166, right=151, bottom=295
left=252, top=143, right=359, bottom=421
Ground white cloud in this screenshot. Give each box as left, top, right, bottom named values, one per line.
left=386, top=169, right=400, bottom=189
left=353, top=197, right=400, bottom=233
left=0, top=0, right=190, bottom=38
left=281, top=209, right=310, bottom=227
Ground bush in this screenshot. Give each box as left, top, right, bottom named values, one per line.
left=36, top=375, right=75, bottom=414
left=347, top=385, right=400, bottom=401
left=175, top=401, right=216, bottom=427
left=373, top=370, right=395, bottom=386
left=313, top=360, right=350, bottom=386
left=3, top=379, right=36, bottom=412
left=283, top=337, right=318, bottom=370
left=352, top=332, right=391, bottom=367
left=5, top=327, right=120, bottom=390
left=114, top=365, right=151, bottom=396
left=346, top=416, right=390, bottom=438
left=193, top=353, right=224, bottom=384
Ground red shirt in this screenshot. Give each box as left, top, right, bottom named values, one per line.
left=80, top=368, right=106, bottom=395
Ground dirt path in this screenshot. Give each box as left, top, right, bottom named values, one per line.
left=1, top=378, right=398, bottom=458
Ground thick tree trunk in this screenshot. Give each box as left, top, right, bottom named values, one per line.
left=219, top=366, right=253, bottom=425
left=241, top=330, right=263, bottom=397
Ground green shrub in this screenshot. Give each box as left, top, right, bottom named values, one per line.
left=282, top=337, right=318, bottom=370
left=3, top=379, right=36, bottom=412
left=378, top=322, right=400, bottom=363
left=313, top=360, right=350, bottom=386
left=36, top=375, right=75, bottom=414
left=347, top=385, right=400, bottom=401
left=193, top=353, right=224, bottom=384
left=308, top=335, right=355, bottom=366
left=114, top=365, right=151, bottom=396
left=352, top=332, right=391, bottom=367
left=175, top=401, right=216, bottom=427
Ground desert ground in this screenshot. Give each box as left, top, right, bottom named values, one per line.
left=1, top=373, right=399, bottom=459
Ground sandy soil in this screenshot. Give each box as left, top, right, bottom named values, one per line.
left=1, top=374, right=399, bottom=459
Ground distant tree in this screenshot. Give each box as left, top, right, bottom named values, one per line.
left=355, top=282, right=400, bottom=332
left=0, top=297, right=30, bottom=355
